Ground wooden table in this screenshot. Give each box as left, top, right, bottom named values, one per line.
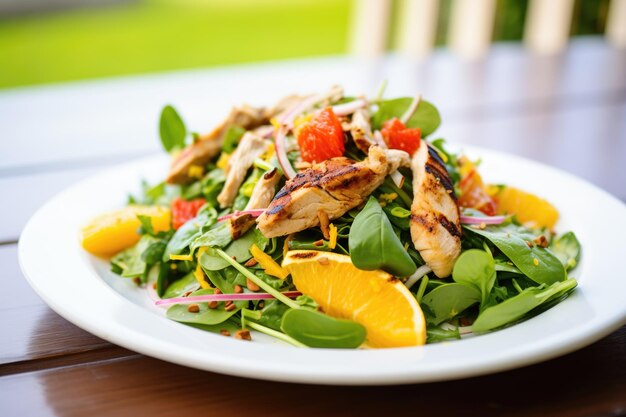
left=1, top=38, right=625, bottom=416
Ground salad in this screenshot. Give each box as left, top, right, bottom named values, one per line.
left=81, top=85, right=581, bottom=348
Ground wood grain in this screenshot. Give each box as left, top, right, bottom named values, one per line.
left=0, top=326, right=624, bottom=417
left=0, top=245, right=134, bottom=372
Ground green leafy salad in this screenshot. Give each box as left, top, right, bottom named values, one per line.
left=81, top=85, right=581, bottom=348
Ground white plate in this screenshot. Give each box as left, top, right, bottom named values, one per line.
left=19, top=147, right=626, bottom=385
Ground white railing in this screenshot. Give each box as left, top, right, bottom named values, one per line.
left=350, top=0, right=626, bottom=58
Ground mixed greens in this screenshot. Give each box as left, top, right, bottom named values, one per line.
left=84, top=85, right=581, bottom=348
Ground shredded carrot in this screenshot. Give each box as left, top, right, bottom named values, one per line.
left=379, top=192, right=398, bottom=201
left=194, top=248, right=210, bottom=289
left=170, top=254, right=193, bottom=261
left=261, top=142, right=275, bottom=161
left=250, top=243, right=289, bottom=280
left=328, top=224, right=338, bottom=249
left=187, top=164, right=204, bottom=179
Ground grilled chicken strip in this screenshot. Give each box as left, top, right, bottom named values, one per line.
left=257, top=146, right=406, bottom=238
left=166, top=96, right=301, bottom=184
left=410, top=142, right=461, bottom=278
left=230, top=168, right=281, bottom=239
left=349, top=109, right=375, bottom=154
left=246, top=167, right=281, bottom=210
left=166, top=105, right=268, bottom=184
left=217, top=132, right=269, bottom=208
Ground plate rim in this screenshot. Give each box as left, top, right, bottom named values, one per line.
left=18, top=145, right=626, bottom=385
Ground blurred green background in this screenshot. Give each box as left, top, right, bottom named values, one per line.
left=0, top=0, right=610, bottom=89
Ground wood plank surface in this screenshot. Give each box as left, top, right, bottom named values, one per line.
left=0, top=326, right=624, bottom=417
left=0, top=245, right=134, bottom=373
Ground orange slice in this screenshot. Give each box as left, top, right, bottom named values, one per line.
left=282, top=250, right=425, bottom=348
left=495, top=186, right=559, bottom=229
left=81, top=205, right=171, bottom=257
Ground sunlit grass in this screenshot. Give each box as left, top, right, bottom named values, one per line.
left=0, top=0, right=351, bottom=88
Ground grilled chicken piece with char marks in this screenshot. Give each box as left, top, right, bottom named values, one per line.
left=257, top=146, right=407, bottom=238
left=217, top=132, right=269, bottom=208
left=410, top=142, right=461, bottom=278
left=166, top=96, right=302, bottom=185
left=230, top=168, right=281, bottom=239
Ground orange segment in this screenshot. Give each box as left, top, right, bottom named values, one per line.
left=282, top=250, right=425, bottom=348
left=495, top=186, right=559, bottom=229
left=81, top=205, right=171, bottom=257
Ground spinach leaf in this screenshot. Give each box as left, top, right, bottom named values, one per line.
left=372, top=97, right=441, bottom=136
left=349, top=197, right=417, bottom=277
left=201, top=169, right=226, bottom=206
left=482, top=284, right=511, bottom=310
left=494, top=256, right=522, bottom=274
left=159, top=105, right=186, bottom=152
left=253, top=270, right=285, bottom=290
left=111, top=235, right=159, bottom=278
left=465, top=224, right=566, bottom=285
left=141, top=240, right=167, bottom=265
left=452, top=249, right=496, bottom=308
left=295, top=295, right=318, bottom=309
left=254, top=299, right=290, bottom=331
left=472, top=278, right=578, bottom=332
left=200, top=228, right=268, bottom=271
left=163, top=206, right=217, bottom=260
left=166, top=288, right=240, bottom=325
left=186, top=318, right=241, bottom=335
left=190, top=221, right=232, bottom=253
left=222, top=126, right=246, bottom=153
left=162, top=273, right=199, bottom=299
left=550, top=231, right=581, bottom=271
left=202, top=269, right=247, bottom=309
left=280, top=308, right=366, bottom=348
left=420, top=283, right=481, bottom=325
left=156, top=261, right=170, bottom=296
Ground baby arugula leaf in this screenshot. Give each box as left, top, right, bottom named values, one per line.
left=371, top=97, right=441, bottom=136
left=349, top=197, right=417, bottom=277
left=159, top=105, right=187, bottom=152
left=452, top=249, right=496, bottom=309
left=550, top=231, right=581, bottom=271
left=472, top=278, right=577, bottom=332
left=464, top=224, right=566, bottom=285
left=420, top=283, right=481, bottom=325
left=280, top=308, right=366, bottom=349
